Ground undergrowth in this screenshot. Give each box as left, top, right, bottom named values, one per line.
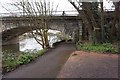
left=2, top=49, right=46, bottom=73
left=76, top=43, right=118, bottom=53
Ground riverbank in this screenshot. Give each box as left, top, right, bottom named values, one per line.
left=3, top=42, right=76, bottom=78
left=2, top=49, right=46, bottom=74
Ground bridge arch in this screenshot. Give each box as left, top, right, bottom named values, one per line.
left=1, top=16, right=82, bottom=45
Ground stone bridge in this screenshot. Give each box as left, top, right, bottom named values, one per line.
left=0, top=16, right=82, bottom=45
left=0, top=10, right=115, bottom=45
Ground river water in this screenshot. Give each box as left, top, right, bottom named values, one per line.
left=2, top=30, right=61, bottom=53
left=20, top=35, right=61, bottom=53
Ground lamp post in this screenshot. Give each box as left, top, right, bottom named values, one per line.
left=100, top=0, right=105, bottom=42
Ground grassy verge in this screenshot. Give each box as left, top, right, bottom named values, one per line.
left=76, top=43, right=118, bottom=53
left=2, top=49, right=46, bottom=73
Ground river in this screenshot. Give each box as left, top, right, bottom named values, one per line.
left=20, top=35, right=61, bottom=53
left=2, top=30, right=61, bottom=53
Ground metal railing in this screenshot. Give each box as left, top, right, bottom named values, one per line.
left=0, top=10, right=79, bottom=17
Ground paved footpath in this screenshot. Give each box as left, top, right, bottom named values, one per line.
left=3, top=42, right=76, bottom=78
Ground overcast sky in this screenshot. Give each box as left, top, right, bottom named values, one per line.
left=0, top=0, right=76, bottom=13
left=0, top=0, right=114, bottom=14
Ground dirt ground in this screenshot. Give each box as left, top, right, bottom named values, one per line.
left=57, top=51, right=119, bottom=78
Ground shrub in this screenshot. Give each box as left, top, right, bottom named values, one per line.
left=3, top=49, right=46, bottom=73
left=3, top=57, right=18, bottom=72
left=17, top=53, right=34, bottom=65
left=76, top=43, right=117, bottom=53
left=2, top=53, right=18, bottom=73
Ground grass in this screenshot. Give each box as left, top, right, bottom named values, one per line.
left=76, top=43, right=118, bottom=53
left=2, top=49, right=46, bottom=73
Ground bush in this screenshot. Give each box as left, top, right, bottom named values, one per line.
left=3, top=57, right=18, bottom=72
left=76, top=43, right=117, bottom=53
left=2, top=53, right=18, bottom=73
left=17, top=53, right=34, bottom=65
left=3, top=49, right=46, bottom=73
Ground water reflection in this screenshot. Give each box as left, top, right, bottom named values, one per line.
left=2, top=43, right=19, bottom=53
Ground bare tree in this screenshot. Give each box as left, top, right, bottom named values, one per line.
left=12, top=0, right=58, bottom=49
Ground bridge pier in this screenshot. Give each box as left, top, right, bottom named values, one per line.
left=2, top=43, right=19, bottom=52
left=73, top=21, right=83, bottom=43
left=73, top=29, right=79, bottom=43
left=2, top=37, right=19, bottom=45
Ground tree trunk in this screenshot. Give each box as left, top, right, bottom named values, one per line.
left=69, top=2, right=94, bottom=43
left=117, top=2, right=120, bottom=41
left=84, top=3, right=101, bottom=44
left=111, top=2, right=120, bottom=42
